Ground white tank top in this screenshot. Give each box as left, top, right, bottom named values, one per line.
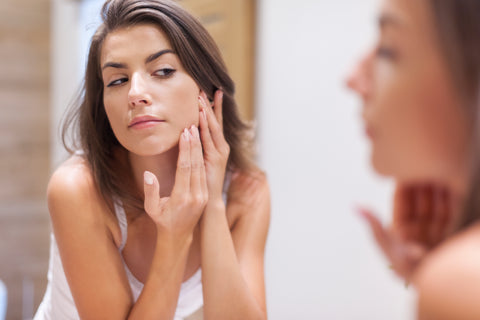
left=34, top=201, right=204, bottom=320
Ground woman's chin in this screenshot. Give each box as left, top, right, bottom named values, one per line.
left=370, top=152, right=404, bottom=179
left=371, top=154, right=438, bottom=184
left=125, top=142, right=179, bottom=157
left=370, top=156, right=392, bottom=177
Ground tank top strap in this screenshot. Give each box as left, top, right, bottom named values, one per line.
left=113, top=199, right=128, bottom=252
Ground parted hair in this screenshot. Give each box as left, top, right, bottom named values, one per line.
left=62, top=0, right=255, bottom=211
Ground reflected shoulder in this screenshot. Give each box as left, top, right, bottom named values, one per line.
left=414, top=223, right=480, bottom=320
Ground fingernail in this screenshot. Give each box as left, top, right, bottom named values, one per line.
left=191, top=125, right=199, bottom=138
left=144, top=171, right=154, bottom=185
left=354, top=205, right=368, bottom=219
left=183, top=128, right=190, bottom=141
left=198, top=96, right=206, bottom=108
left=188, top=126, right=195, bottom=139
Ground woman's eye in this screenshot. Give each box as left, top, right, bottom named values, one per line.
left=375, top=47, right=397, bottom=60
left=154, top=68, right=176, bottom=78
left=106, top=78, right=127, bottom=87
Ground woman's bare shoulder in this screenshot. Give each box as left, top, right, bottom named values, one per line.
left=414, top=223, right=480, bottom=320
left=226, top=168, right=270, bottom=231
left=47, top=155, right=110, bottom=223
left=227, top=169, right=270, bottom=211
left=48, top=156, right=96, bottom=201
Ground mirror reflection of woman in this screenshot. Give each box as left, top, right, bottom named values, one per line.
left=348, top=0, right=480, bottom=319
left=34, top=1, right=270, bottom=319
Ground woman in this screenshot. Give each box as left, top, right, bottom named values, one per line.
left=347, top=0, right=480, bottom=319
left=34, top=0, right=270, bottom=319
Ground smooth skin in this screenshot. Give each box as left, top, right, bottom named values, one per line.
left=347, top=0, right=480, bottom=319
left=48, top=24, right=269, bottom=319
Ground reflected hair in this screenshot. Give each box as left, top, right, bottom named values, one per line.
left=429, top=0, right=480, bottom=229
left=62, top=0, right=255, bottom=211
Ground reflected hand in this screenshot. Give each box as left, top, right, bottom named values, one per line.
left=358, top=183, right=453, bottom=281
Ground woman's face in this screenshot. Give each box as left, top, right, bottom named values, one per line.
left=101, top=24, right=200, bottom=156
left=347, top=0, right=469, bottom=184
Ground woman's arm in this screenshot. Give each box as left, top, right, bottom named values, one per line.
left=197, top=92, right=270, bottom=319
left=200, top=172, right=270, bottom=320
left=49, top=127, right=207, bottom=320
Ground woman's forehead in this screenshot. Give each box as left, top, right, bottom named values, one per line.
left=379, top=0, right=440, bottom=51
left=379, top=0, right=435, bottom=32
left=101, top=24, right=173, bottom=63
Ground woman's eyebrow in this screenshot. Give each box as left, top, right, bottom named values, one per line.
left=378, top=12, right=404, bottom=30
left=145, top=49, right=175, bottom=64
left=102, top=49, right=175, bottom=71
left=102, top=62, right=127, bottom=70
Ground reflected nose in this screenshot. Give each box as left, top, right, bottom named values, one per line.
left=128, top=73, right=152, bottom=108
left=345, top=50, right=374, bottom=100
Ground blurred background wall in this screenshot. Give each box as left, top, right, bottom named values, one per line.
left=1, top=0, right=416, bottom=319
left=0, top=0, right=51, bottom=319
left=256, top=1, right=415, bottom=319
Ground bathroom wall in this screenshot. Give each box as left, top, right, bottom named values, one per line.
left=0, top=0, right=51, bottom=318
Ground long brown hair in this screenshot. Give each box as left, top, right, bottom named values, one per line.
left=62, top=0, right=255, bottom=211
left=429, top=0, right=480, bottom=229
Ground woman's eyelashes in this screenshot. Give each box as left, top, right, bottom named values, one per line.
left=154, top=68, right=176, bottom=78
left=375, top=45, right=398, bottom=60
left=105, top=68, right=176, bottom=87
left=106, top=77, right=128, bottom=87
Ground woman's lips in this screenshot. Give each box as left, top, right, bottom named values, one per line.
left=361, top=113, right=374, bottom=139
left=128, top=115, right=165, bottom=129
left=365, top=126, right=375, bottom=139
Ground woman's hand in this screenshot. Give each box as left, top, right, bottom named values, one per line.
left=143, top=126, right=208, bottom=239
left=198, top=90, right=230, bottom=204
left=358, top=183, right=454, bottom=282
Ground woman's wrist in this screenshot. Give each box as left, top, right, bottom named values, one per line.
left=156, top=227, right=194, bottom=250
left=205, top=197, right=226, bottom=212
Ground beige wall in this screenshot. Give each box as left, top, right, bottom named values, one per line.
left=178, top=0, right=256, bottom=120
left=0, top=0, right=51, bottom=318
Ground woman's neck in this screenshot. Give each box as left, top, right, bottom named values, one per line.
left=128, top=146, right=179, bottom=198
left=443, top=166, right=470, bottom=231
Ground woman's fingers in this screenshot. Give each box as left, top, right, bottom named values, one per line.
left=358, top=205, right=427, bottom=279
left=189, top=125, right=208, bottom=197
left=392, top=185, right=414, bottom=235
left=415, top=185, right=434, bottom=243
left=435, top=187, right=451, bottom=240
left=172, top=128, right=192, bottom=197
left=357, top=207, right=392, bottom=257
left=213, top=90, right=224, bottom=132
left=198, top=98, right=216, bottom=153
left=392, top=182, right=452, bottom=248
left=144, top=170, right=161, bottom=216
left=398, top=242, right=427, bottom=280
left=202, top=94, right=228, bottom=151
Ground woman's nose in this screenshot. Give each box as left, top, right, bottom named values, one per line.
left=345, top=50, right=374, bottom=99
left=128, top=73, right=152, bottom=108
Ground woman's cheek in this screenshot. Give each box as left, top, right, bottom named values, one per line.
left=176, top=96, right=200, bottom=127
